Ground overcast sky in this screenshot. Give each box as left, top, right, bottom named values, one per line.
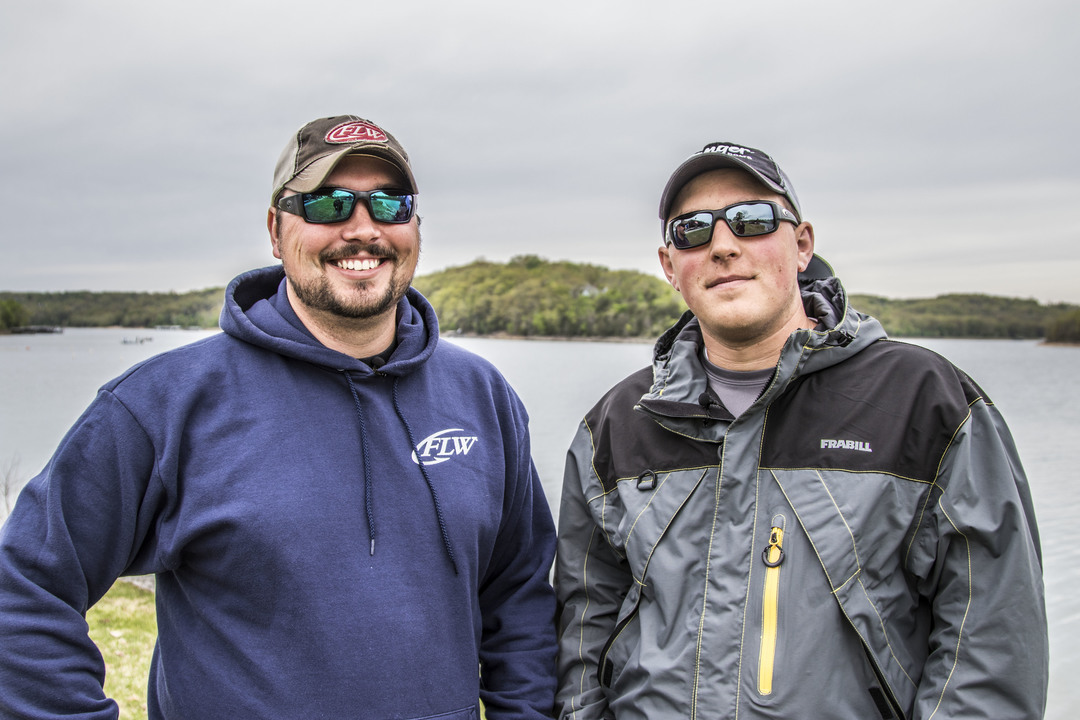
left=2, top=0, right=1077, bottom=303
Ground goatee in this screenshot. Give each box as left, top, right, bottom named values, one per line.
left=291, top=247, right=410, bottom=320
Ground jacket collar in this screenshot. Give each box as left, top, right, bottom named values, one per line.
left=640, top=275, right=886, bottom=429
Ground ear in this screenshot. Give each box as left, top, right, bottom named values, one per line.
left=658, top=244, right=680, bottom=291
left=794, top=221, right=815, bottom=272
left=268, top=208, right=283, bottom=260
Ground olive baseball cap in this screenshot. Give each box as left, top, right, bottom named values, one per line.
left=271, top=115, right=417, bottom=204
left=658, top=141, right=802, bottom=225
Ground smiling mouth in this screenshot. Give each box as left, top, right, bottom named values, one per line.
left=334, top=258, right=384, bottom=271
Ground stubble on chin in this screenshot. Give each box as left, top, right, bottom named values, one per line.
left=291, top=269, right=405, bottom=320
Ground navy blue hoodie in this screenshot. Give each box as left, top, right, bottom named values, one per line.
left=0, top=266, right=558, bottom=719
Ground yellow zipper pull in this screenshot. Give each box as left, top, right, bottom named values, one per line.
left=762, top=526, right=785, bottom=567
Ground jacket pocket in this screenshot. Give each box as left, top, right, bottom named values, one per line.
left=598, top=468, right=709, bottom=689
left=617, top=468, right=708, bottom=582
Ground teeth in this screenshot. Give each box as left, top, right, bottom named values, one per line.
left=336, top=258, right=381, bottom=271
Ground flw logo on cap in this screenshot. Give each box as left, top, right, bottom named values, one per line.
left=325, top=121, right=388, bottom=145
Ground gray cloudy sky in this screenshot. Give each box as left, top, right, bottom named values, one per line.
left=2, top=0, right=1078, bottom=302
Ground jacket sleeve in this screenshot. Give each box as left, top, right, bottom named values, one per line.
left=553, top=420, right=633, bottom=720
left=0, top=390, right=164, bottom=719
left=909, top=398, right=1048, bottom=719
left=477, top=394, right=559, bottom=719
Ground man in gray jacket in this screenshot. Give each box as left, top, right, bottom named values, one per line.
left=554, top=141, right=1048, bottom=719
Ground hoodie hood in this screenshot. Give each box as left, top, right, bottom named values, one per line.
left=219, top=265, right=439, bottom=375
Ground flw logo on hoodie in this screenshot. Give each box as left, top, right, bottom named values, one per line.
left=412, top=428, right=479, bottom=465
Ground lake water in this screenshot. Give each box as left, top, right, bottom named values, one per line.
left=2, top=328, right=1078, bottom=718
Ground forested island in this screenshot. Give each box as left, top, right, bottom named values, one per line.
left=3, top=256, right=1079, bottom=342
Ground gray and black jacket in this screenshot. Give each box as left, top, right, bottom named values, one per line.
left=554, top=270, right=1047, bottom=719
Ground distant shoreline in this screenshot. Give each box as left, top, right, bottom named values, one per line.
left=5, top=328, right=1079, bottom=346
left=454, top=332, right=1080, bottom=347
left=447, top=331, right=652, bottom=344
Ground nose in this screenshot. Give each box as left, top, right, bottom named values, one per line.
left=707, top=219, right=741, bottom=260
left=339, top=201, right=381, bottom=242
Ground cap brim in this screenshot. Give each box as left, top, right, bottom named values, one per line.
left=283, top=146, right=418, bottom=195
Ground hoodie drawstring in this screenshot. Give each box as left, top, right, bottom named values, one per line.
left=344, top=373, right=378, bottom=557
left=392, top=379, right=459, bottom=576
left=343, top=371, right=459, bottom=575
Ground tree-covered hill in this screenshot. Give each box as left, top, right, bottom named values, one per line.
left=411, top=255, right=685, bottom=338
left=0, top=288, right=223, bottom=329
left=847, top=293, right=1078, bottom=340
left=1045, top=309, right=1080, bottom=344
left=3, top=257, right=1079, bottom=341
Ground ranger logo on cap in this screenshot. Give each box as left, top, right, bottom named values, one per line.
left=703, top=143, right=752, bottom=157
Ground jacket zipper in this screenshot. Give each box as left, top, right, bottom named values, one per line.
left=758, top=516, right=786, bottom=695
left=598, top=608, right=638, bottom=687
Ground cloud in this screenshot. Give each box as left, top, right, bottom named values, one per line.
left=1, top=0, right=1077, bottom=302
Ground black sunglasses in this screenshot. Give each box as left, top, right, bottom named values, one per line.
left=666, top=201, right=799, bottom=249
left=276, top=187, right=415, bottom=225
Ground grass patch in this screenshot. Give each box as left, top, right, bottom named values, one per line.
left=87, top=580, right=156, bottom=720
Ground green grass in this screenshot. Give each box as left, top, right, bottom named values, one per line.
left=87, top=581, right=156, bottom=720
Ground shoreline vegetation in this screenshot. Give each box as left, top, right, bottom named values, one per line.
left=3, top=256, right=1080, bottom=342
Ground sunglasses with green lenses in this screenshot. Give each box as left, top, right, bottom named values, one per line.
left=666, top=201, right=798, bottom=250
left=277, top=187, right=415, bottom=225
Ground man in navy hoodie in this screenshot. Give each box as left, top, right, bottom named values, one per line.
left=0, top=115, right=558, bottom=719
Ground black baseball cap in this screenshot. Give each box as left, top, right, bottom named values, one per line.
left=659, top=141, right=802, bottom=225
